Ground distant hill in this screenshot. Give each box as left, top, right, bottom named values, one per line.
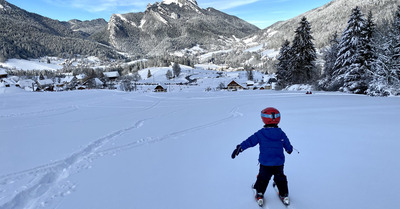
left=0, top=0, right=118, bottom=61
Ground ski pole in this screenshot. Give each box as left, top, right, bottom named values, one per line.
left=293, top=147, right=300, bottom=154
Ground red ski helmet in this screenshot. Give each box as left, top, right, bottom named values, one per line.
left=261, top=107, right=281, bottom=125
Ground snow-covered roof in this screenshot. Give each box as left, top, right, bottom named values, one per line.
left=61, top=76, right=75, bottom=83
left=0, top=68, right=7, bottom=76
left=2, top=78, right=15, bottom=85
left=17, top=79, right=35, bottom=88
left=37, top=79, right=54, bottom=86
left=76, top=74, right=86, bottom=80
left=94, top=78, right=103, bottom=85
left=246, top=80, right=255, bottom=85
left=103, top=71, right=120, bottom=78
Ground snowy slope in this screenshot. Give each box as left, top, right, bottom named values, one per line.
left=1, top=90, right=399, bottom=209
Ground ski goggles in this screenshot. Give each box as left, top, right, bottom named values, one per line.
left=261, top=113, right=280, bottom=119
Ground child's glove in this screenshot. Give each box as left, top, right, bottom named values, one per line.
left=286, top=145, right=293, bottom=154
left=231, top=145, right=243, bottom=159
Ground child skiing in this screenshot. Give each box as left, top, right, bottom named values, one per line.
left=231, top=107, right=293, bottom=206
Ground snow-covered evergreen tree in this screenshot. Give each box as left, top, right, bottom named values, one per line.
left=367, top=6, right=400, bottom=96
left=289, top=17, right=317, bottom=84
left=325, top=32, right=340, bottom=76
left=276, top=40, right=292, bottom=88
left=172, top=62, right=181, bottom=78
left=331, top=7, right=370, bottom=94
left=166, top=70, right=173, bottom=80
left=390, top=6, right=400, bottom=87
left=364, top=11, right=377, bottom=77
left=319, top=31, right=340, bottom=90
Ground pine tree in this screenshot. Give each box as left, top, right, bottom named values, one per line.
left=166, top=70, right=173, bottom=80
left=172, top=62, right=181, bottom=78
left=390, top=6, right=400, bottom=86
left=324, top=31, right=340, bottom=78
left=319, top=31, right=340, bottom=90
left=247, top=69, right=254, bottom=81
left=364, top=11, right=377, bottom=78
left=276, top=40, right=292, bottom=88
left=289, top=17, right=317, bottom=84
left=331, top=7, right=370, bottom=94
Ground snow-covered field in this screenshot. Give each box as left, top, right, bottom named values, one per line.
left=1, top=89, right=399, bottom=209
left=0, top=59, right=64, bottom=71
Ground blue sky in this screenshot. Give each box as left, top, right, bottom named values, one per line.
left=6, top=0, right=332, bottom=29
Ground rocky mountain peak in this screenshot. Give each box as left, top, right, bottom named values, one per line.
left=162, top=0, right=198, bottom=7
left=104, top=0, right=259, bottom=56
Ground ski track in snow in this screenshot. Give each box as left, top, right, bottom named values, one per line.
left=97, top=106, right=243, bottom=156
left=0, top=104, right=243, bottom=209
left=0, top=120, right=145, bottom=209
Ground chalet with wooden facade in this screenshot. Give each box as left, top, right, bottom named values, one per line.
left=154, top=84, right=167, bottom=92
left=227, top=80, right=244, bottom=91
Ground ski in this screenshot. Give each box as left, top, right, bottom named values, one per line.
left=252, top=185, right=264, bottom=207
left=272, top=182, right=290, bottom=206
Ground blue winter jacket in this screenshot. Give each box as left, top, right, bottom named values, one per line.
left=240, top=127, right=293, bottom=166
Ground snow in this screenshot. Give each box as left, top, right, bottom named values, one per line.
left=0, top=68, right=7, bottom=76
left=162, top=0, right=198, bottom=7
left=172, top=44, right=206, bottom=57
left=0, top=59, right=63, bottom=71
left=116, top=14, right=137, bottom=27
left=37, top=79, right=53, bottom=86
left=262, top=49, right=279, bottom=58
left=0, top=89, right=399, bottom=209
left=199, top=49, right=232, bottom=62
left=139, top=19, right=147, bottom=29
left=150, top=10, right=168, bottom=25
left=103, top=71, right=120, bottom=78
left=244, top=44, right=263, bottom=53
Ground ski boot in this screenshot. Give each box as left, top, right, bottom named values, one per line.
left=255, top=192, right=264, bottom=207
left=279, top=195, right=290, bottom=206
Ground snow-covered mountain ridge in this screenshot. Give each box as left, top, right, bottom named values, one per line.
left=162, top=0, right=198, bottom=7
left=244, top=0, right=400, bottom=50
left=102, top=0, right=259, bottom=56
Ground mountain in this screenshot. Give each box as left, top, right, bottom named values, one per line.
left=246, top=0, right=400, bottom=50
left=100, top=0, right=260, bottom=56
left=68, top=18, right=108, bottom=37
left=0, top=1, right=118, bottom=61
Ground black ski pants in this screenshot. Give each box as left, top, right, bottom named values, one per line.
left=254, top=164, right=288, bottom=197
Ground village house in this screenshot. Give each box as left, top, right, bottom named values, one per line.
left=246, top=80, right=255, bottom=87
left=154, top=84, right=167, bottom=92
left=16, top=79, right=35, bottom=90
left=36, top=79, right=54, bottom=91
left=0, top=68, right=7, bottom=79
left=226, top=80, right=245, bottom=91
left=103, top=71, right=120, bottom=81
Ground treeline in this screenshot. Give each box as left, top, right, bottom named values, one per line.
left=276, top=6, right=400, bottom=96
